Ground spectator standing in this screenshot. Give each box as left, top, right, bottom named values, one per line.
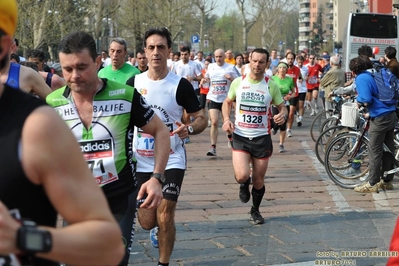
left=350, top=56, right=397, bottom=193
left=385, top=46, right=399, bottom=78
left=320, top=55, right=345, bottom=111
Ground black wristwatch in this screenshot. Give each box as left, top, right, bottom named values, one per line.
left=151, top=173, right=166, bottom=185
left=17, top=220, right=52, bottom=254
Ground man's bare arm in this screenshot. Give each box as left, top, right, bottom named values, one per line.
left=138, top=114, right=170, bottom=208
left=20, top=106, right=124, bottom=265
left=20, top=66, right=52, bottom=99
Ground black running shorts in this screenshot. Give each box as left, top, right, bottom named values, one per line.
left=207, top=100, right=223, bottom=111
left=232, top=133, right=273, bottom=159
left=289, top=95, right=299, bottom=106
left=136, top=168, right=185, bottom=202
left=298, top=92, right=306, bottom=101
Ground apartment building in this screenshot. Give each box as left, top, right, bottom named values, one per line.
left=298, top=0, right=398, bottom=53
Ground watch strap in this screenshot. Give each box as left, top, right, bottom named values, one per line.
left=151, top=173, right=165, bottom=184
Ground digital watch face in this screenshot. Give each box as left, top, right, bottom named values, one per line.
left=26, top=231, right=44, bottom=250
left=18, top=227, right=52, bottom=253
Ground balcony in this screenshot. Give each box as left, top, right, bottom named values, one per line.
left=326, top=12, right=333, bottom=19
left=300, top=7, right=310, bottom=13
left=299, top=36, right=310, bottom=42
left=299, top=0, right=310, bottom=3
left=299, top=16, right=310, bottom=23
left=326, top=2, right=333, bottom=8
left=299, top=26, right=310, bottom=32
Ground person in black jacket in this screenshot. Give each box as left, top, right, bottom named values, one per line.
left=385, top=46, right=399, bottom=78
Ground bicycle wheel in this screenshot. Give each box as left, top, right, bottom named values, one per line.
left=310, top=110, right=327, bottom=142
left=324, top=132, right=370, bottom=189
left=315, top=126, right=347, bottom=166
left=319, top=116, right=340, bottom=134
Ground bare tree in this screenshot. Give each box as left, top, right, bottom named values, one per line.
left=192, top=0, right=218, bottom=51
left=256, top=0, right=297, bottom=51
left=235, top=0, right=263, bottom=52
left=85, top=0, right=122, bottom=52
left=16, top=0, right=88, bottom=58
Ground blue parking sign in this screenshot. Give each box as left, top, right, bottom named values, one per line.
left=191, top=35, right=200, bottom=43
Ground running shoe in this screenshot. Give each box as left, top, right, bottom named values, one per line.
left=354, top=182, right=378, bottom=193
left=377, top=180, right=394, bottom=190
left=287, top=129, right=292, bottom=137
left=310, top=111, right=316, bottom=116
left=279, top=144, right=285, bottom=153
left=250, top=207, right=264, bottom=224
left=297, top=116, right=302, bottom=127
left=150, top=226, right=159, bottom=248
left=239, top=179, right=251, bottom=203
left=206, top=147, right=217, bottom=156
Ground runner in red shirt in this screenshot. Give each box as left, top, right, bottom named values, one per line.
left=305, top=55, right=323, bottom=116
left=285, top=52, right=302, bottom=137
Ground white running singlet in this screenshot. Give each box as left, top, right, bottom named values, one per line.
left=205, top=62, right=238, bottom=103
left=133, top=71, right=187, bottom=172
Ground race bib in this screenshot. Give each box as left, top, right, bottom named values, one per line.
left=211, top=79, right=227, bottom=94
left=236, top=104, right=267, bottom=129
left=136, top=127, right=176, bottom=157
left=80, top=139, right=119, bottom=187
left=308, top=76, right=318, bottom=84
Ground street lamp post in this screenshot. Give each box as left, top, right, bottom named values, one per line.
left=294, top=40, right=297, bottom=54
left=332, top=34, right=335, bottom=55
left=308, top=40, right=312, bottom=54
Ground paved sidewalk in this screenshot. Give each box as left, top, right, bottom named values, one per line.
left=130, top=112, right=399, bottom=266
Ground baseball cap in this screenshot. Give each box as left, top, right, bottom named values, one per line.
left=322, top=54, right=330, bottom=60
left=0, top=0, right=18, bottom=36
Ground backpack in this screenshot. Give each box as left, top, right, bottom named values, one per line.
left=371, top=63, right=399, bottom=105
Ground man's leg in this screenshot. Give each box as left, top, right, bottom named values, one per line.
left=136, top=172, right=157, bottom=230
left=287, top=97, right=298, bottom=136
left=156, top=168, right=184, bottom=265
left=297, top=93, right=306, bottom=126
left=157, top=199, right=177, bottom=264
left=232, top=149, right=252, bottom=184
left=312, top=89, right=319, bottom=111
left=207, top=107, right=220, bottom=155
left=354, top=115, right=395, bottom=193
left=252, top=157, right=269, bottom=213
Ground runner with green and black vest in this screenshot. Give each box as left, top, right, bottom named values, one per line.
left=46, top=31, right=171, bottom=266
